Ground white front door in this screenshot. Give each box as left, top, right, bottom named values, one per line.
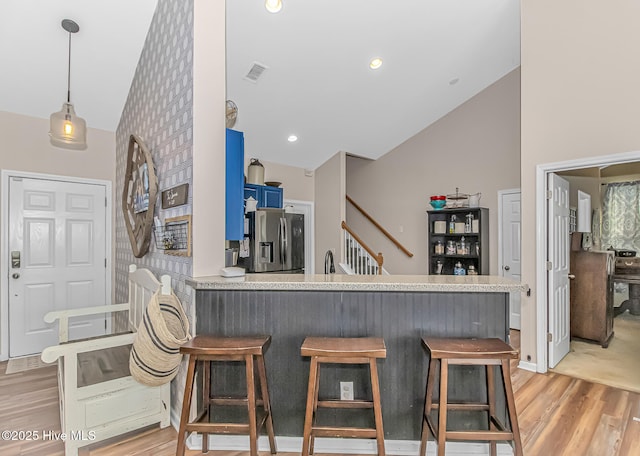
left=8, top=176, right=108, bottom=357
left=548, top=173, right=571, bottom=368
left=499, top=190, right=521, bottom=330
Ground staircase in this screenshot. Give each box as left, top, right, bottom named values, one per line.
left=338, top=196, right=413, bottom=276
left=340, top=222, right=387, bottom=275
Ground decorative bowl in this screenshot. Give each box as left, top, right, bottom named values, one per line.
left=430, top=195, right=446, bottom=201
left=265, top=181, right=282, bottom=187
left=430, top=199, right=447, bottom=210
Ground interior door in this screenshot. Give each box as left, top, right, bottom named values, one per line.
left=548, top=173, right=571, bottom=367
left=8, top=176, right=108, bottom=357
left=500, top=191, right=521, bottom=330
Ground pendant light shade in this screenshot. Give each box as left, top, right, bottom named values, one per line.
left=49, top=19, right=87, bottom=150
left=50, top=102, right=87, bottom=149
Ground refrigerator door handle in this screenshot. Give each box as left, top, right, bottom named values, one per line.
left=280, top=217, right=288, bottom=264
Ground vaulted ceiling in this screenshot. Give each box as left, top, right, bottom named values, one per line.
left=1, top=0, right=520, bottom=170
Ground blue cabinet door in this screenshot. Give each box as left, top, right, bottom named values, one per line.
left=225, top=129, right=244, bottom=240
left=262, top=186, right=283, bottom=208
left=244, top=184, right=260, bottom=203
left=244, top=184, right=283, bottom=209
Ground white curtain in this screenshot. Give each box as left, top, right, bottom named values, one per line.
left=601, top=181, right=640, bottom=252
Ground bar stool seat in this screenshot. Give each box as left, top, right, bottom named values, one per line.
left=301, top=337, right=386, bottom=456
left=420, top=337, right=523, bottom=456
left=176, top=335, right=276, bottom=456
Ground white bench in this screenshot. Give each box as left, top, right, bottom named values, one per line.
left=41, top=264, right=171, bottom=456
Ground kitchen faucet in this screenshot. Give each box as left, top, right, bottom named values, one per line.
left=324, top=250, right=335, bottom=274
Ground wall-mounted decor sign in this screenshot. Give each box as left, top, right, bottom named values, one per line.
left=122, top=134, right=158, bottom=258
left=161, top=183, right=189, bottom=209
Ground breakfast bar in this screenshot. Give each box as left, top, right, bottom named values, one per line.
left=186, top=274, right=526, bottom=446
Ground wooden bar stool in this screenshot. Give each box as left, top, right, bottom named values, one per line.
left=300, top=337, right=386, bottom=456
left=176, top=335, right=276, bottom=456
left=420, top=337, right=523, bottom=456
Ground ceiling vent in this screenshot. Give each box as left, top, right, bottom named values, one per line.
left=244, top=62, right=268, bottom=83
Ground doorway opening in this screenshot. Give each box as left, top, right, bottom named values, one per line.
left=536, top=150, right=640, bottom=375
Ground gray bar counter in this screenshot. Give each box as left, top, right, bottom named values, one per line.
left=187, top=274, right=526, bottom=441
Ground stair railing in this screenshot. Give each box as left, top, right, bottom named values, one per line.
left=341, top=221, right=383, bottom=275
left=346, top=195, right=413, bottom=258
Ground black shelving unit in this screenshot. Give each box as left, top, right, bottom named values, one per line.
left=427, top=207, right=489, bottom=275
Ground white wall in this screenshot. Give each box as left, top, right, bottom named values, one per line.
left=243, top=158, right=315, bottom=203
left=0, top=110, right=116, bottom=360
left=346, top=69, right=521, bottom=275
left=192, top=0, right=226, bottom=277
left=0, top=111, right=116, bottom=182
left=314, top=151, right=345, bottom=273
left=520, top=0, right=640, bottom=364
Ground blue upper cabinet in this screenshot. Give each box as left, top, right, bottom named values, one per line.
left=262, top=185, right=283, bottom=208
left=244, top=184, right=283, bottom=209
left=225, top=129, right=244, bottom=240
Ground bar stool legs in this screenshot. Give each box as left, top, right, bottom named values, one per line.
left=420, top=337, right=523, bottom=456
left=176, top=355, right=197, bottom=456
left=175, top=335, right=276, bottom=456
left=369, top=357, right=386, bottom=456
left=301, top=337, right=386, bottom=456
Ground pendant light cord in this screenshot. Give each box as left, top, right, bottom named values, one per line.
left=67, top=31, right=71, bottom=103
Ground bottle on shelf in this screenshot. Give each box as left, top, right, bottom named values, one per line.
left=453, top=261, right=466, bottom=275
left=435, top=240, right=444, bottom=255
left=449, top=215, right=457, bottom=234
left=465, top=213, right=473, bottom=233
left=458, top=236, right=469, bottom=255
left=446, top=240, right=456, bottom=255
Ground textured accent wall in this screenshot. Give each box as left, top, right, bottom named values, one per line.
left=114, top=0, right=194, bottom=414
left=116, top=0, right=193, bottom=300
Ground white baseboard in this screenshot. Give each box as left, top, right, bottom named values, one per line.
left=518, top=359, right=537, bottom=372
left=186, top=434, right=515, bottom=455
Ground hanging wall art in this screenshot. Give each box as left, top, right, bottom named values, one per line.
left=122, top=134, right=158, bottom=257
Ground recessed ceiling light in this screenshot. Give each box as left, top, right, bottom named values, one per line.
left=265, top=0, right=282, bottom=13
left=287, top=135, right=298, bottom=142
left=449, top=78, right=460, bottom=85
left=369, top=58, right=383, bottom=70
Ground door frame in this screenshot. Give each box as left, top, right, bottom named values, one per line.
left=284, top=199, right=315, bottom=274
left=535, top=150, right=640, bottom=373
left=498, top=188, right=521, bottom=330
left=1, top=170, right=113, bottom=361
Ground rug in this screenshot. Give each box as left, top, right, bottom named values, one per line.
left=551, top=311, right=640, bottom=394
left=5, top=354, right=51, bottom=374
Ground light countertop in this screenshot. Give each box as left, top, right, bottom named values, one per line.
left=186, top=273, right=527, bottom=293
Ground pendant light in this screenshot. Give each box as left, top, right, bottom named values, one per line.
left=49, top=19, right=87, bottom=150
left=265, top=0, right=282, bottom=13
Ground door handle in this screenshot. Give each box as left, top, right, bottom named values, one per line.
left=504, top=265, right=510, bottom=271
left=11, top=251, right=20, bottom=268
left=12, top=273, right=20, bottom=279
left=568, top=274, right=576, bottom=279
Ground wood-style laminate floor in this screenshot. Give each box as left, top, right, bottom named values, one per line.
left=1, top=331, right=639, bottom=456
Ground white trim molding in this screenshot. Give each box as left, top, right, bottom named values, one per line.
left=535, top=150, right=640, bottom=373
left=187, top=435, right=516, bottom=455
left=284, top=198, right=315, bottom=274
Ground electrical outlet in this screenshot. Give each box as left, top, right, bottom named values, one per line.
left=340, top=381, right=354, bottom=401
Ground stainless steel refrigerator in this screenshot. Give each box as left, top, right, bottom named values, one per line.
left=238, top=208, right=305, bottom=273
